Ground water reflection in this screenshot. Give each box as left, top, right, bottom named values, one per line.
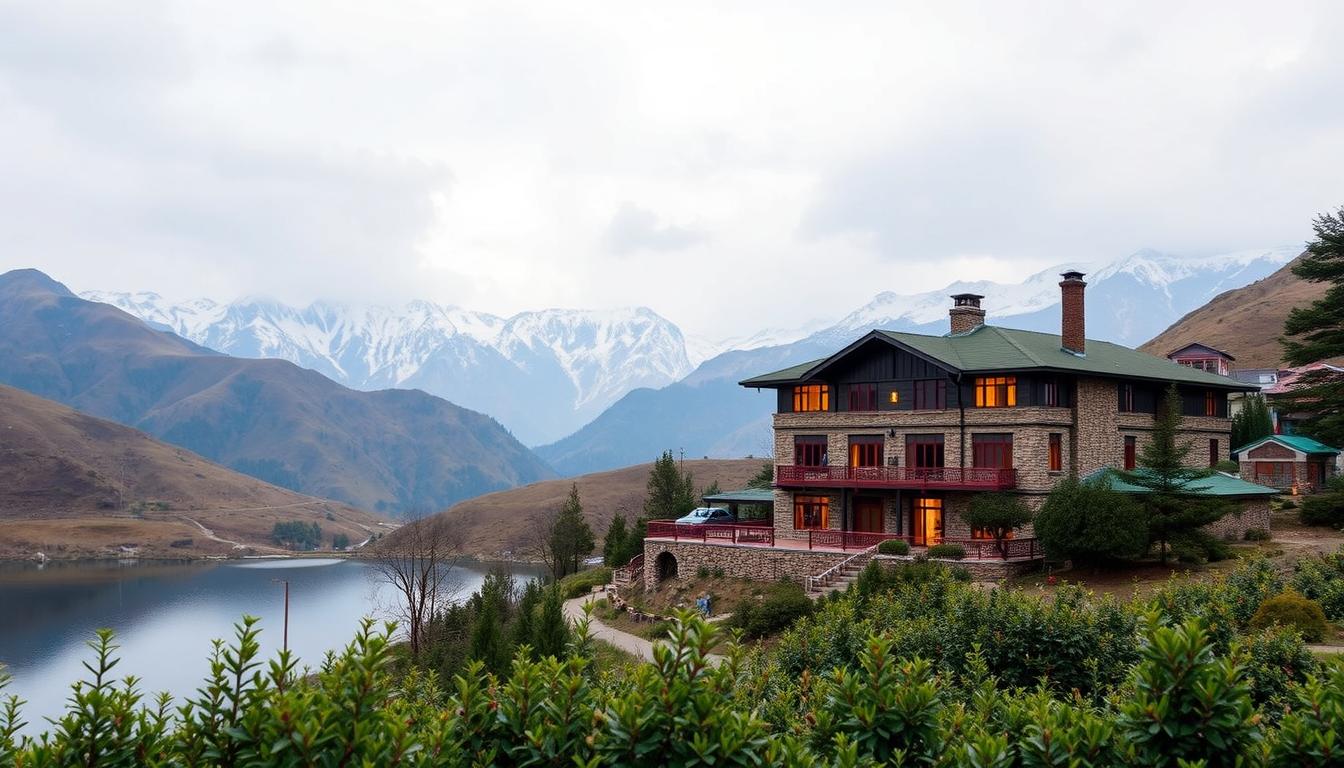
left=0, top=558, right=540, bottom=734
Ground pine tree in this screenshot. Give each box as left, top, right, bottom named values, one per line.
left=1281, top=205, right=1344, bottom=446
left=532, top=586, right=569, bottom=659
left=546, top=484, right=596, bottom=579
left=746, top=460, right=774, bottom=489
left=1231, top=395, right=1274, bottom=450
left=1118, top=385, right=1235, bottom=563
left=511, top=579, right=541, bottom=659
left=468, top=586, right=509, bottom=675
left=602, top=514, right=630, bottom=567
left=702, top=479, right=722, bottom=498
left=645, top=450, right=695, bottom=520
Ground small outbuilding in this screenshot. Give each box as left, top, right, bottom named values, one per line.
left=1084, top=467, right=1278, bottom=540
left=1235, top=435, right=1341, bottom=494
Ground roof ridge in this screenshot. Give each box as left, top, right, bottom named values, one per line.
left=991, top=326, right=1045, bottom=366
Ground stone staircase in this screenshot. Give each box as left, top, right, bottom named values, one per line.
left=805, top=545, right=878, bottom=597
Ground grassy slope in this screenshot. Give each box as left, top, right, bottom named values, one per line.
left=1139, top=256, right=1330, bottom=369
left=428, top=458, right=766, bottom=558
left=0, top=384, right=386, bottom=559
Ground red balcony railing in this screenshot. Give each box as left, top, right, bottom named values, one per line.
left=804, top=530, right=906, bottom=551
left=775, top=465, right=1016, bottom=490
left=645, top=520, right=775, bottom=546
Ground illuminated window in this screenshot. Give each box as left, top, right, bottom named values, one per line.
left=1048, top=433, right=1062, bottom=471
left=972, top=527, right=1014, bottom=541
left=794, top=495, right=829, bottom=530
left=793, top=384, right=830, bottom=412
left=1205, top=390, right=1217, bottom=417
left=847, top=383, right=877, bottom=411
left=1124, top=436, right=1137, bottom=470
left=913, top=379, right=945, bottom=410
left=913, top=497, right=943, bottom=546
left=974, top=376, right=1017, bottom=407
left=848, top=436, right=883, bottom=468
left=795, top=436, right=828, bottom=467
left=888, top=389, right=900, bottom=405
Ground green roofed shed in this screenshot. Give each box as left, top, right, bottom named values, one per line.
left=1234, top=434, right=1340, bottom=457
left=1082, top=468, right=1279, bottom=498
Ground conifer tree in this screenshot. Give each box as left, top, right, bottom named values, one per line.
left=1118, top=385, right=1234, bottom=563
left=532, top=585, right=569, bottom=659
left=1281, top=205, right=1344, bottom=446
left=602, top=514, right=630, bottom=567
left=546, top=484, right=596, bottom=579
left=746, top=460, right=774, bottom=489
left=644, top=450, right=695, bottom=520
left=511, top=579, right=542, bottom=658
left=1231, top=395, right=1274, bottom=450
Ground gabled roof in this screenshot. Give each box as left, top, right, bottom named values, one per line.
left=739, top=324, right=1256, bottom=390
left=1234, top=434, right=1340, bottom=456
left=1165, top=342, right=1236, bottom=361
left=1083, top=468, right=1280, bottom=497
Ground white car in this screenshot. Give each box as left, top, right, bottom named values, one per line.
left=674, top=507, right=736, bottom=525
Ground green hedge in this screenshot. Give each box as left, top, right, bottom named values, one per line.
left=1300, top=493, right=1344, bottom=527
left=1250, top=590, right=1329, bottom=642
left=877, top=539, right=910, bottom=555
left=927, top=542, right=966, bottom=560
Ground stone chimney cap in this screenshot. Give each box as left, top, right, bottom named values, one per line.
left=1059, top=270, right=1086, bottom=282
left=950, top=293, right=985, bottom=307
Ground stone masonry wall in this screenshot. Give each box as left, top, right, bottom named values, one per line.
left=642, top=539, right=848, bottom=591
left=1202, top=500, right=1272, bottom=541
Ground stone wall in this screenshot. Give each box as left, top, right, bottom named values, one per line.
left=1073, top=377, right=1120, bottom=476
left=873, top=554, right=1041, bottom=580
left=642, top=539, right=849, bottom=591
left=1202, top=499, right=1272, bottom=541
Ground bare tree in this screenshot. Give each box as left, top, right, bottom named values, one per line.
left=367, top=515, right=465, bottom=658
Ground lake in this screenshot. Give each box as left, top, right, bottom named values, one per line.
left=0, top=557, right=542, bottom=734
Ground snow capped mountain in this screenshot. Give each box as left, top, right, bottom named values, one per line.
left=810, top=246, right=1301, bottom=345
left=82, top=292, right=694, bottom=446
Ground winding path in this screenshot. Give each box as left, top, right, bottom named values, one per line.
left=563, top=593, right=725, bottom=665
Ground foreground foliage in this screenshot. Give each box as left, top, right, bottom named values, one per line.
left=4, top=559, right=1344, bottom=767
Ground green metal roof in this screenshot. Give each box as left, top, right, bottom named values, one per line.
left=1083, top=468, right=1280, bottom=497
left=703, top=488, right=775, bottom=504
left=739, top=325, right=1255, bottom=390
left=1234, top=434, right=1340, bottom=456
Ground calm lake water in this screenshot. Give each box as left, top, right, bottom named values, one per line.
left=0, top=557, right=542, bottom=734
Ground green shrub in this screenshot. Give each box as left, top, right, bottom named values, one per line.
left=1243, top=527, right=1271, bottom=541
left=927, top=543, right=965, bottom=560
left=1034, top=474, right=1147, bottom=563
left=1214, top=459, right=1241, bottom=474
left=1278, top=498, right=1296, bottom=509
left=730, top=582, right=813, bottom=639
left=1250, top=590, right=1329, bottom=642
left=1300, top=493, right=1344, bottom=527
left=557, top=567, right=612, bottom=599
left=1169, top=529, right=1231, bottom=564
left=696, top=564, right=711, bottom=578
left=877, top=539, right=910, bottom=555
left=1291, top=547, right=1344, bottom=621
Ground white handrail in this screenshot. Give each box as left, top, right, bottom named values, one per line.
left=805, top=543, right=879, bottom=594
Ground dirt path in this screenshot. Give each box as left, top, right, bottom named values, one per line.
left=178, top=515, right=267, bottom=551
left=563, top=593, right=725, bottom=665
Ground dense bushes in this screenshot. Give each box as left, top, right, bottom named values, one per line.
left=1251, top=591, right=1329, bottom=642
left=1245, top=527, right=1272, bottom=541
left=877, top=538, right=909, bottom=555
left=729, top=581, right=813, bottom=639
left=1292, top=547, right=1344, bottom=620
left=270, top=520, right=322, bottom=550
left=557, top=566, right=612, bottom=599
left=1034, top=474, right=1147, bottom=563
left=6, top=552, right=1344, bottom=766
left=1300, top=493, right=1344, bottom=527
left=926, top=542, right=965, bottom=559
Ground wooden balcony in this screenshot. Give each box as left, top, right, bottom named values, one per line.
left=775, top=465, right=1016, bottom=491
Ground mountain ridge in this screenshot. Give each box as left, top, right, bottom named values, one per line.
left=0, top=269, right=555, bottom=515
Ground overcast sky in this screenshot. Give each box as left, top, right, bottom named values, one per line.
left=1, top=2, right=1341, bottom=339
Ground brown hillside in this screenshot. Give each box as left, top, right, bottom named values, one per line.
left=0, top=269, right=554, bottom=515
left=1139, top=255, right=1328, bottom=369
left=0, top=384, right=386, bottom=559
left=426, top=458, right=766, bottom=558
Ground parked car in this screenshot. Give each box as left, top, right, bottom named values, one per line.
left=674, top=507, right=736, bottom=525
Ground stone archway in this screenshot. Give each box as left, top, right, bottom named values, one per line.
left=654, top=551, right=678, bottom=582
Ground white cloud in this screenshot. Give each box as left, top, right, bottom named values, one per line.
left=0, top=1, right=1340, bottom=338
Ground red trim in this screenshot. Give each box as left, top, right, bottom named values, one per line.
left=776, top=465, right=1016, bottom=490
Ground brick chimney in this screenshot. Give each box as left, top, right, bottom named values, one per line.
left=949, top=293, right=986, bottom=334
left=1059, top=271, right=1086, bottom=355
